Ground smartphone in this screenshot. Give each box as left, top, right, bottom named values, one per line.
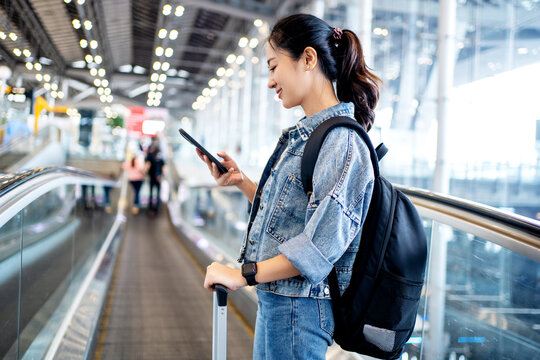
left=179, top=128, right=228, bottom=174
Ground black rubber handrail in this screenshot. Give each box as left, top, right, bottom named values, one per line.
left=397, top=185, right=540, bottom=238
left=0, top=166, right=109, bottom=198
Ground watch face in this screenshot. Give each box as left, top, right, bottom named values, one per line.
left=243, top=262, right=257, bottom=276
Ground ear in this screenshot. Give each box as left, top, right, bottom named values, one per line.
left=303, top=47, right=318, bottom=71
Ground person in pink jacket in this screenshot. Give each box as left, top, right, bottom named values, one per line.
left=122, top=154, right=145, bottom=214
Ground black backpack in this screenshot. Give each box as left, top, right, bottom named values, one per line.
left=301, top=116, right=428, bottom=359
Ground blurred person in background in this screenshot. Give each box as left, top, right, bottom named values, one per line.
left=122, top=151, right=145, bottom=214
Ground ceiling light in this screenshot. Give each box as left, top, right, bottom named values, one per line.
left=85, top=54, right=93, bottom=63
left=225, top=68, right=234, bottom=77
left=44, top=83, right=51, bottom=90
left=155, top=92, right=162, bottom=99
left=254, top=19, right=263, bottom=27
left=51, top=91, right=58, bottom=98
left=218, top=79, right=225, bottom=87
left=238, top=37, right=248, bottom=48
left=192, top=102, right=199, bottom=110
left=35, top=73, right=43, bottom=81
left=202, top=88, right=210, bottom=96
left=0, top=32, right=5, bottom=40
left=236, top=55, right=245, bottom=64
left=161, top=62, right=170, bottom=71
left=90, top=68, right=97, bottom=76
left=149, top=83, right=157, bottom=91
left=162, top=4, right=172, bottom=15
left=9, top=32, right=17, bottom=41
left=57, top=91, right=64, bottom=99
left=97, top=87, right=104, bottom=95
left=98, top=68, right=106, bottom=77
left=147, top=99, right=154, bottom=106
left=158, top=73, right=167, bottom=82
left=249, top=38, right=259, bottom=48
left=23, top=49, right=31, bottom=57
left=208, top=78, right=218, bottom=87
left=64, top=0, right=71, bottom=3
left=119, top=64, right=133, bottom=73
left=226, top=54, right=236, bottom=64
left=156, top=83, right=164, bottom=91
left=210, top=88, right=218, bottom=96
left=90, top=40, right=98, bottom=49
left=107, top=95, right=113, bottom=103
left=72, top=19, right=81, bottom=29
left=164, top=48, right=173, bottom=57
left=13, top=48, right=21, bottom=56
left=158, top=29, right=167, bottom=39
left=94, top=78, right=101, bottom=87
left=169, top=30, right=178, bottom=40
left=155, top=47, right=164, bottom=56
left=25, top=62, right=33, bottom=70
left=133, top=65, right=145, bottom=74
left=34, top=63, right=42, bottom=71
left=151, top=73, right=159, bottom=82
left=80, top=39, right=88, bottom=48
left=252, top=56, right=259, bottom=64
left=153, top=61, right=161, bottom=70
left=84, top=20, right=92, bottom=30
left=148, top=91, right=155, bottom=99
left=216, top=67, right=226, bottom=76
left=101, top=79, right=109, bottom=87
left=175, top=5, right=184, bottom=17
left=77, top=0, right=85, bottom=4
left=94, top=55, right=102, bottom=64
left=43, top=74, right=51, bottom=82
left=100, top=95, right=107, bottom=102
left=51, top=83, right=58, bottom=91
left=104, top=88, right=111, bottom=95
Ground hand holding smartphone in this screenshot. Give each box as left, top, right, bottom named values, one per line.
left=179, top=128, right=228, bottom=174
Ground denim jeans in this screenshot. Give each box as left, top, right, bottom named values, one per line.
left=253, top=290, right=334, bottom=360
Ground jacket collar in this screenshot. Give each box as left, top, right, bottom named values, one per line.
left=294, top=102, right=355, bottom=140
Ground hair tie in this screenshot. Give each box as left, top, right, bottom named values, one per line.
left=332, top=27, right=343, bottom=40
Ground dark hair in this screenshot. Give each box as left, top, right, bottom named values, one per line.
left=269, top=14, right=381, bottom=131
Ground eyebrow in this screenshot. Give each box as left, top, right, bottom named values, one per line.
left=267, top=57, right=275, bottom=66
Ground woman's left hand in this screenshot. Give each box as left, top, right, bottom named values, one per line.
left=204, top=262, right=247, bottom=291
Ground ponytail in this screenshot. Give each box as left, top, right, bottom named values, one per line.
left=334, top=30, right=381, bottom=132
left=269, top=14, right=382, bottom=132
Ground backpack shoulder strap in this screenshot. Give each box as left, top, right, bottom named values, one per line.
left=301, top=116, right=380, bottom=196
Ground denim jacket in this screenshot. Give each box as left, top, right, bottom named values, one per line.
left=238, top=102, right=374, bottom=299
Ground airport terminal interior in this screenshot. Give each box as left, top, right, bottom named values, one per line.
left=0, top=0, right=539, bottom=359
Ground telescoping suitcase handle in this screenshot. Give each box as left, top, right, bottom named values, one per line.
left=213, top=284, right=228, bottom=360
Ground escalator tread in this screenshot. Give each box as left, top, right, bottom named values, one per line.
left=97, top=211, right=253, bottom=359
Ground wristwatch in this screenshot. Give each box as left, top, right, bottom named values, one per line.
left=241, top=262, right=258, bottom=286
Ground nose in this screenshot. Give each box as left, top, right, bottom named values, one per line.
left=267, top=74, right=276, bottom=89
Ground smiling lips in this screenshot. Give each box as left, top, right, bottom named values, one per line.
left=277, top=89, right=282, bottom=98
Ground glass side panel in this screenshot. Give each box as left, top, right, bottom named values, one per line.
left=178, top=186, right=249, bottom=260
left=404, top=220, right=539, bottom=360
left=18, top=186, right=76, bottom=357
left=0, top=212, right=22, bottom=359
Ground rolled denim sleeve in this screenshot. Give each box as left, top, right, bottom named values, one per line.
left=278, top=128, right=374, bottom=284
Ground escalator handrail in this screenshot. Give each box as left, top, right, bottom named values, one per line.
left=0, top=166, right=116, bottom=198
left=397, top=185, right=540, bottom=239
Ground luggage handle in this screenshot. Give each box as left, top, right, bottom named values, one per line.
left=213, top=284, right=228, bottom=360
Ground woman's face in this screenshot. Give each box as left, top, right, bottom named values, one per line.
left=266, top=44, right=310, bottom=109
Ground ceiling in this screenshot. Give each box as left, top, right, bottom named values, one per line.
left=0, top=0, right=310, bottom=111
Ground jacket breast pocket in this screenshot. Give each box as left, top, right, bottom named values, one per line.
left=266, top=174, right=307, bottom=243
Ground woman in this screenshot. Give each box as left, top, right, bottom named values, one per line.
left=200, top=14, right=381, bottom=359
left=122, top=153, right=145, bottom=214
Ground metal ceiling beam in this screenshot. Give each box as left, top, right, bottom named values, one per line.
left=181, top=0, right=276, bottom=21
left=10, top=0, right=66, bottom=72
left=0, top=43, right=16, bottom=69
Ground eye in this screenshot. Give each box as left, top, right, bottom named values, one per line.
left=269, top=66, right=276, bottom=72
